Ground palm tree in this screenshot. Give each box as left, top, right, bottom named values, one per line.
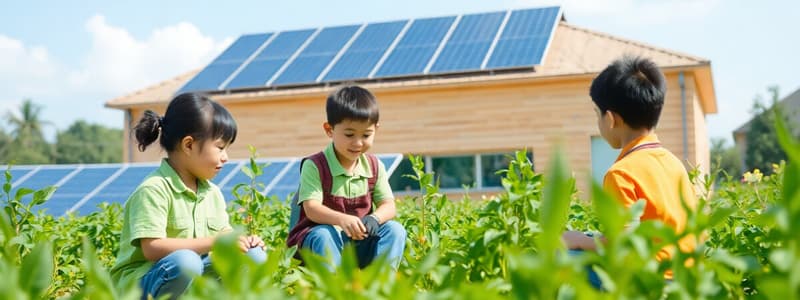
left=4, top=99, right=53, bottom=164
left=5, top=99, right=50, bottom=147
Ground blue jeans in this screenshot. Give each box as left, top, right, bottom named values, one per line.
left=139, top=247, right=267, bottom=300
left=567, top=249, right=604, bottom=290
left=303, top=220, right=406, bottom=271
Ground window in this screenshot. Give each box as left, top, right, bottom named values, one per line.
left=431, top=155, right=475, bottom=189
left=388, top=151, right=535, bottom=192
left=591, top=136, right=620, bottom=183
left=388, top=157, right=420, bottom=193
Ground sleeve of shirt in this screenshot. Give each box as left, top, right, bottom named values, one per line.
left=603, top=169, right=638, bottom=208
left=372, top=159, right=394, bottom=205
left=297, top=160, right=323, bottom=205
left=126, top=186, right=169, bottom=246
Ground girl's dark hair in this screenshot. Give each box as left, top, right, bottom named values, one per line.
left=326, top=85, right=380, bottom=126
left=133, top=93, right=237, bottom=152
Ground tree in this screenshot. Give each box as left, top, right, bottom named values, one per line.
left=710, top=138, right=741, bottom=180
left=55, top=120, right=122, bottom=164
left=744, top=86, right=797, bottom=174
left=0, top=127, right=10, bottom=162
left=4, top=99, right=53, bottom=164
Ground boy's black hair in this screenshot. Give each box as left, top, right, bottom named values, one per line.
left=133, top=92, right=237, bottom=152
left=326, top=85, right=380, bottom=126
left=590, top=55, right=666, bottom=129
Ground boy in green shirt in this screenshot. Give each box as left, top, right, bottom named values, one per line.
left=287, top=86, right=406, bottom=270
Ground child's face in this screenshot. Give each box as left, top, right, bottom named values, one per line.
left=324, top=119, right=377, bottom=166
left=189, top=138, right=230, bottom=180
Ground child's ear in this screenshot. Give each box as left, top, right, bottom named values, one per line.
left=180, top=136, right=195, bottom=155
left=323, top=122, right=333, bottom=137
left=607, top=111, right=620, bottom=128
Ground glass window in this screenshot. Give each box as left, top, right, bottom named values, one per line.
left=481, top=151, right=534, bottom=188
left=591, top=136, right=620, bottom=183
left=388, top=157, right=420, bottom=193
left=431, top=155, right=475, bottom=189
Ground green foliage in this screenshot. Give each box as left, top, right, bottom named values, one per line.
left=2, top=118, right=800, bottom=298
left=744, top=86, right=798, bottom=174
left=3, top=99, right=53, bottom=164
left=55, top=120, right=123, bottom=163
left=710, top=137, right=742, bottom=180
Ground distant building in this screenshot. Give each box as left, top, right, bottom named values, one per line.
left=733, top=87, right=800, bottom=171
left=106, top=6, right=717, bottom=194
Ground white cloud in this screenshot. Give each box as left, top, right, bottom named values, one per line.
left=1, top=15, right=232, bottom=139
left=68, top=15, right=232, bottom=95
left=518, top=0, right=722, bottom=25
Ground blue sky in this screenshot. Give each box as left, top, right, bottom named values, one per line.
left=1, top=0, right=798, bottom=145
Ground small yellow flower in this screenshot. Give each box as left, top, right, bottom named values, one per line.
left=743, top=169, right=763, bottom=183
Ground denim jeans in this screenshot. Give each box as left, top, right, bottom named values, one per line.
left=139, top=247, right=267, bottom=300
left=567, top=249, right=604, bottom=289
left=302, top=220, right=406, bottom=271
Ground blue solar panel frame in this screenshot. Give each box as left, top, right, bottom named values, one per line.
left=218, top=158, right=295, bottom=201
left=73, top=164, right=160, bottom=215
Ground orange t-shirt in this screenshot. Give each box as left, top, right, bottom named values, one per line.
left=603, top=134, right=697, bottom=279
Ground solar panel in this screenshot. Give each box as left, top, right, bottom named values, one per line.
left=224, top=29, right=316, bottom=89
left=272, top=25, right=361, bottom=85
left=322, top=21, right=407, bottom=82
left=177, top=6, right=560, bottom=93
left=2, top=153, right=403, bottom=215
left=74, top=165, right=158, bottom=215
left=429, top=11, right=505, bottom=73
left=373, top=16, right=456, bottom=78
left=485, top=6, right=560, bottom=69
left=178, top=33, right=273, bottom=93
left=220, top=160, right=292, bottom=200
left=47, top=166, right=121, bottom=216
left=12, top=167, right=75, bottom=205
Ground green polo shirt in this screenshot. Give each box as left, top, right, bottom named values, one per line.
left=298, top=143, right=394, bottom=206
left=110, top=159, right=231, bottom=291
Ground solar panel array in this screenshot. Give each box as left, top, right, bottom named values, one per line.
left=3, top=154, right=403, bottom=216
left=178, top=6, right=561, bottom=94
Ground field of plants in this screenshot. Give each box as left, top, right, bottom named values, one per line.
left=1, top=117, right=799, bottom=299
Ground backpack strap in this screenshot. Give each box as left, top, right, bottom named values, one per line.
left=366, top=154, right=379, bottom=197
left=307, top=152, right=333, bottom=200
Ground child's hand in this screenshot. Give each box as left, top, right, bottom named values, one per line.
left=339, top=215, right=367, bottom=240
left=237, top=235, right=265, bottom=253
left=561, top=230, right=592, bottom=250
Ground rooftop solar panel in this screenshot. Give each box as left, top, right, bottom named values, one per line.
left=177, top=6, right=560, bottom=93
left=429, top=11, right=505, bottom=73
left=272, top=25, right=362, bottom=85
left=224, top=29, right=316, bottom=89
left=373, top=16, right=456, bottom=78
left=323, top=21, right=407, bottom=82
left=485, top=6, right=560, bottom=69
left=177, top=34, right=273, bottom=93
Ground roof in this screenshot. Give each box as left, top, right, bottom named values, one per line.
left=733, top=87, right=800, bottom=136
left=106, top=21, right=717, bottom=113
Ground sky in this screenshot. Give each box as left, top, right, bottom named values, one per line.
left=1, top=0, right=798, bottom=144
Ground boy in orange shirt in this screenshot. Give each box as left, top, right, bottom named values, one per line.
left=562, top=55, right=698, bottom=286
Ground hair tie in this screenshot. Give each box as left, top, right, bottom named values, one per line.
left=158, top=117, right=165, bottom=126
